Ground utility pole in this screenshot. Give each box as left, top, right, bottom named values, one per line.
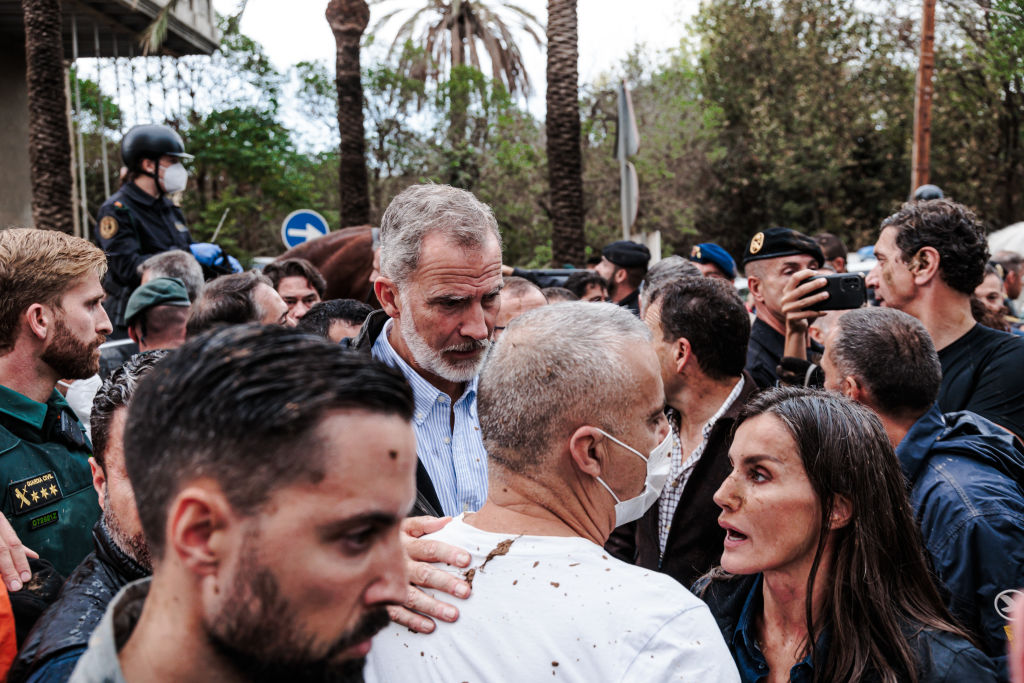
left=911, top=0, right=937, bottom=196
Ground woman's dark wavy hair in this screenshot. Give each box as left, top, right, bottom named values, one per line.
left=732, top=387, right=973, bottom=683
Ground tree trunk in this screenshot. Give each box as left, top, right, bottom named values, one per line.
left=326, top=0, right=370, bottom=227
left=22, top=0, right=75, bottom=233
left=546, top=0, right=585, bottom=266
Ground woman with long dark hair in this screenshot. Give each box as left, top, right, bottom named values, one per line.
left=696, top=387, right=997, bottom=682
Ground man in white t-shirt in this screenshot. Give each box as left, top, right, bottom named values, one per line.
left=365, top=303, right=739, bottom=683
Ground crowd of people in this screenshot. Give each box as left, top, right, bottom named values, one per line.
left=0, top=123, right=1023, bottom=682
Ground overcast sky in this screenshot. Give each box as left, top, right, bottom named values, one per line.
left=213, top=0, right=702, bottom=117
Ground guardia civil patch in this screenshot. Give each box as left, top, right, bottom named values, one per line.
left=98, top=215, right=119, bottom=240
left=8, top=472, right=63, bottom=516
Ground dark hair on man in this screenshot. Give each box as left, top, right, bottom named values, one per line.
left=296, top=299, right=373, bottom=338
left=563, top=270, right=607, bottom=299
left=649, top=277, right=750, bottom=381
left=814, top=233, right=847, bottom=262
left=640, top=256, right=702, bottom=312
left=135, top=305, right=190, bottom=344
left=138, top=250, right=205, bottom=302
left=91, top=350, right=168, bottom=471
left=880, top=199, right=989, bottom=295
left=185, top=271, right=272, bottom=338
left=713, top=387, right=972, bottom=682
left=542, top=287, right=577, bottom=303
left=262, top=258, right=327, bottom=299
left=124, top=325, right=414, bottom=557
left=830, top=308, right=941, bottom=418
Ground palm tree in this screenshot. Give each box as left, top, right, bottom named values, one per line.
left=372, top=0, right=542, bottom=150
left=545, top=0, right=584, bottom=266
left=372, top=0, right=543, bottom=98
left=22, top=0, right=75, bottom=233
left=326, top=0, right=372, bottom=227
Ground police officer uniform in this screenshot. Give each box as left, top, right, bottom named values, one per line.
left=95, top=125, right=193, bottom=334
left=0, top=386, right=100, bottom=578
left=742, top=227, right=825, bottom=388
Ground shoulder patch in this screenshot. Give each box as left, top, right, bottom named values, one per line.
left=8, top=472, right=63, bottom=516
left=98, top=215, right=119, bottom=240
left=113, top=201, right=123, bottom=208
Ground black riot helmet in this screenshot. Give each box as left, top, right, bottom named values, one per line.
left=912, top=184, right=944, bottom=201
left=120, top=124, right=193, bottom=173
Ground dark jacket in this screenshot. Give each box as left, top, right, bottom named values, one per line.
left=897, top=405, right=1024, bottom=678
left=95, top=183, right=191, bottom=330
left=606, top=373, right=758, bottom=588
left=343, top=310, right=444, bottom=517
left=9, top=522, right=149, bottom=683
left=695, top=573, right=998, bottom=683
left=745, top=317, right=823, bottom=389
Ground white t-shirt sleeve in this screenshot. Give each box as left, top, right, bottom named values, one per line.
left=619, top=603, right=740, bottom=682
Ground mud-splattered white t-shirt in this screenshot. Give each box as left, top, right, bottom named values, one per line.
left=365, top=516, right=739, bottom=683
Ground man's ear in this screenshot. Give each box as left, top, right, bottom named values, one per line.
left=614, top=268, right=628, bottom=286
left=23, top=303, right=52, bottom=341
left=568, top=426, right=605, bottom=478
left=167, top=482, right=234, bottom=577
left=673, top=337, right=692, bottom=375
left=375, top=277, right=401, bottom=318
left=829, top=494, right=853, bottom=530
left=127, top=323, right=141, bottom=345
left=89, top=457, right=106, bottom=510
left=839, top=374, right=863, bottom=402
left=747, top=275, right=765, bottom=306
left=908, top=247, right=940, bottom=285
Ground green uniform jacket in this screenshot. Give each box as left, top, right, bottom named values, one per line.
left=0, top=385, right=100, bottom=577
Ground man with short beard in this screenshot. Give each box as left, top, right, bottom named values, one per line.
left=10, top=352, right=165, bottom=682
left=0, top=229, right=110, bottom=579
left=346, top=184, right=503, bottom=520
left=69, top=325, right=413, bottom=683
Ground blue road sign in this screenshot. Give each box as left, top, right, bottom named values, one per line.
left=281, top=209, right=330, bottom=249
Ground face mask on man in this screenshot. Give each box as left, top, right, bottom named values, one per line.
left=594, top=428, right=673, bottom=526
left=160, top=162, right=188, bottom=194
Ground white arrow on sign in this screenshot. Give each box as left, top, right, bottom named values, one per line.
left=287, top=223, right=325, bottom=242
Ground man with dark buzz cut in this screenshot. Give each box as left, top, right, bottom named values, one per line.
left=69, top=325, right=415, bottom=683
left=865, top=199, right=1024, bottom=447
left=10, top=351, right=166, bottom=683
left=594, top=240, right=650, bottom=314
left=297, top=299, right=374, bottom=343
left=741, top=227, right=825, bottom=388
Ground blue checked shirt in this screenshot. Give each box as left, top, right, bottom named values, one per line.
left=371, top=319, right=489, bottom=517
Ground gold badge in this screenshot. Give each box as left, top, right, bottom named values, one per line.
left=750, top=232, right=765, bottom=255
left=691, top=245, right=702, bottom=260
left=98, top=215, right=119, bottom=241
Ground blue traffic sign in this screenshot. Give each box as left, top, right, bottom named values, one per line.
left=281, top=209, right=330, bottom=249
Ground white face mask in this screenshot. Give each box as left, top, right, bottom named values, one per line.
left=160, top=162, right=188, bottom=194
left=594, top=428, right=673, bottom=527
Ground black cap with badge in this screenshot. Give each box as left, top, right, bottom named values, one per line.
left=742, top=227, right=824, bottom=267
left=602, top=240, right=651, bottom=269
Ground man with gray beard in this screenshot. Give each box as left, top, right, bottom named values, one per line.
left=346, top=184, right=503, bottom=522
left=9, top=352, right=165, bottom=682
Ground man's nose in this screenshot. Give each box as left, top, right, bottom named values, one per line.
left=865, top=264, right=880, bottom=288
left=365, top=533, right=411, bottom=608
left=460, top=304, right=489, bottom=341
left=97, top=306, right=113, bottom=336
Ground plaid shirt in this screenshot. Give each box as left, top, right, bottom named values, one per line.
left=657, top=377, right=746, bottom=557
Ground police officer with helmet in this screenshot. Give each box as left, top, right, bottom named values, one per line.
left=95, top=124, right=193, bottom=337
